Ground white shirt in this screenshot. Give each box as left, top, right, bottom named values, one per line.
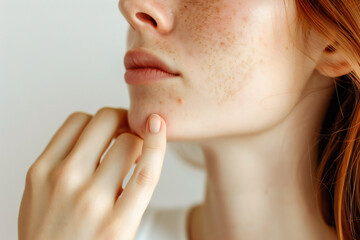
left=134, top=205, right=193, bottom=240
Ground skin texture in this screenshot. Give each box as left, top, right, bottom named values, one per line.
left=119, top=0, right=352, bottom=239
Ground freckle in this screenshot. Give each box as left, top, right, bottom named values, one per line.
left=160, top=101, right=164, bottom=104
left=215, top=6, right=220, bottom=14
left=340, top=61, right=349, bottom=67
left=177, top=98, right=184, bottom=104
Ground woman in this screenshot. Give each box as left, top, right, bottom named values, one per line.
left=18, top=0, right=360, bottom=239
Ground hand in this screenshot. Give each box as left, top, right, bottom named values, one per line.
left=18, top=107, right=167, bottom=240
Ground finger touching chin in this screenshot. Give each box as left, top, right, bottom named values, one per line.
left=126, top=109, right=170, bottom=141
left=127, top=112, right=149, bottom=140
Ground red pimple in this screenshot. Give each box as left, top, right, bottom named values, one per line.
left=177, top=98, right=184, bottom=104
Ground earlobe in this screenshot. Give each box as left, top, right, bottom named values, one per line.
left=315, top=43, right=353, bottom=78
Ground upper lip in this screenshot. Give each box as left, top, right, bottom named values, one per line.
left=124, top=49, right=180, bottom=76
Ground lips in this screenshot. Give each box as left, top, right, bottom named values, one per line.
left=124, top=49, right=180, bottom=76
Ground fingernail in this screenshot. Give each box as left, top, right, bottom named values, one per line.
left=148, top=114, right=161, bottom=134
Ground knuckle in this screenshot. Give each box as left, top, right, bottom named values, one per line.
left=69, top=111, right=92, bottom=120
left=135, top=167, right=156, bottom=187
left=50, top=164, right=80, bottom=194
left=143, top=145, right=164, bottom=158
left=26, top=162, right=47, bottom=186
left=96, top=107, right=117, bottom=118
left=96, top=107, right=128, bottom=123
left=144, top=145, right=162, bottom=151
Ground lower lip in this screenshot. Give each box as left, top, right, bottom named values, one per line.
left=124, top=68, right=180, bottom=85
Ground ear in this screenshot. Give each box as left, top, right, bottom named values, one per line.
left=315, top=41, right=353, bottom=78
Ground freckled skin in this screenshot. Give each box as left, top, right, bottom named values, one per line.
left=177, top=0, right=248, bottom=104
left=121, top=0, right=331, bottom=141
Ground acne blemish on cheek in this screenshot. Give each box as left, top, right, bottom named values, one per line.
left=177, top=98, right=184, bottom=105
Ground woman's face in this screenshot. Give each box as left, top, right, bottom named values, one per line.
left=119, top=0, right=330, bottom=141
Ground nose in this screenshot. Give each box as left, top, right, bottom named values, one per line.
left=118, top=0, right=175, bottom=35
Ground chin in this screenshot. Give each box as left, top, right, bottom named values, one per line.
left=127, top=109, right=190, bottom=142
left=127, top=108, right=169, bottom=138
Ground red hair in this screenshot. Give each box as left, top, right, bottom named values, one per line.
left=293, top=0, right=360, bottom=239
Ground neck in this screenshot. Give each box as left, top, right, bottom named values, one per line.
left=189, top=74, right=337, bottom=240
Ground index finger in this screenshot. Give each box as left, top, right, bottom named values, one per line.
left=97, top=114, right=167, bottom=239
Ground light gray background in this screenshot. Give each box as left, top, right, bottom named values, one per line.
left=1, top=0, right=205, bottom=239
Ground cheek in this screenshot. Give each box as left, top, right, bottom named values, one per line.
left=177, top=1, right=276, bottom=105
left=175, top=1, right=305, bottom=131
left=178, top=0, right=245, bottom=54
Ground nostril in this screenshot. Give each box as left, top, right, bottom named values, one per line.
left=136, top=12, right=157, bottom=27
